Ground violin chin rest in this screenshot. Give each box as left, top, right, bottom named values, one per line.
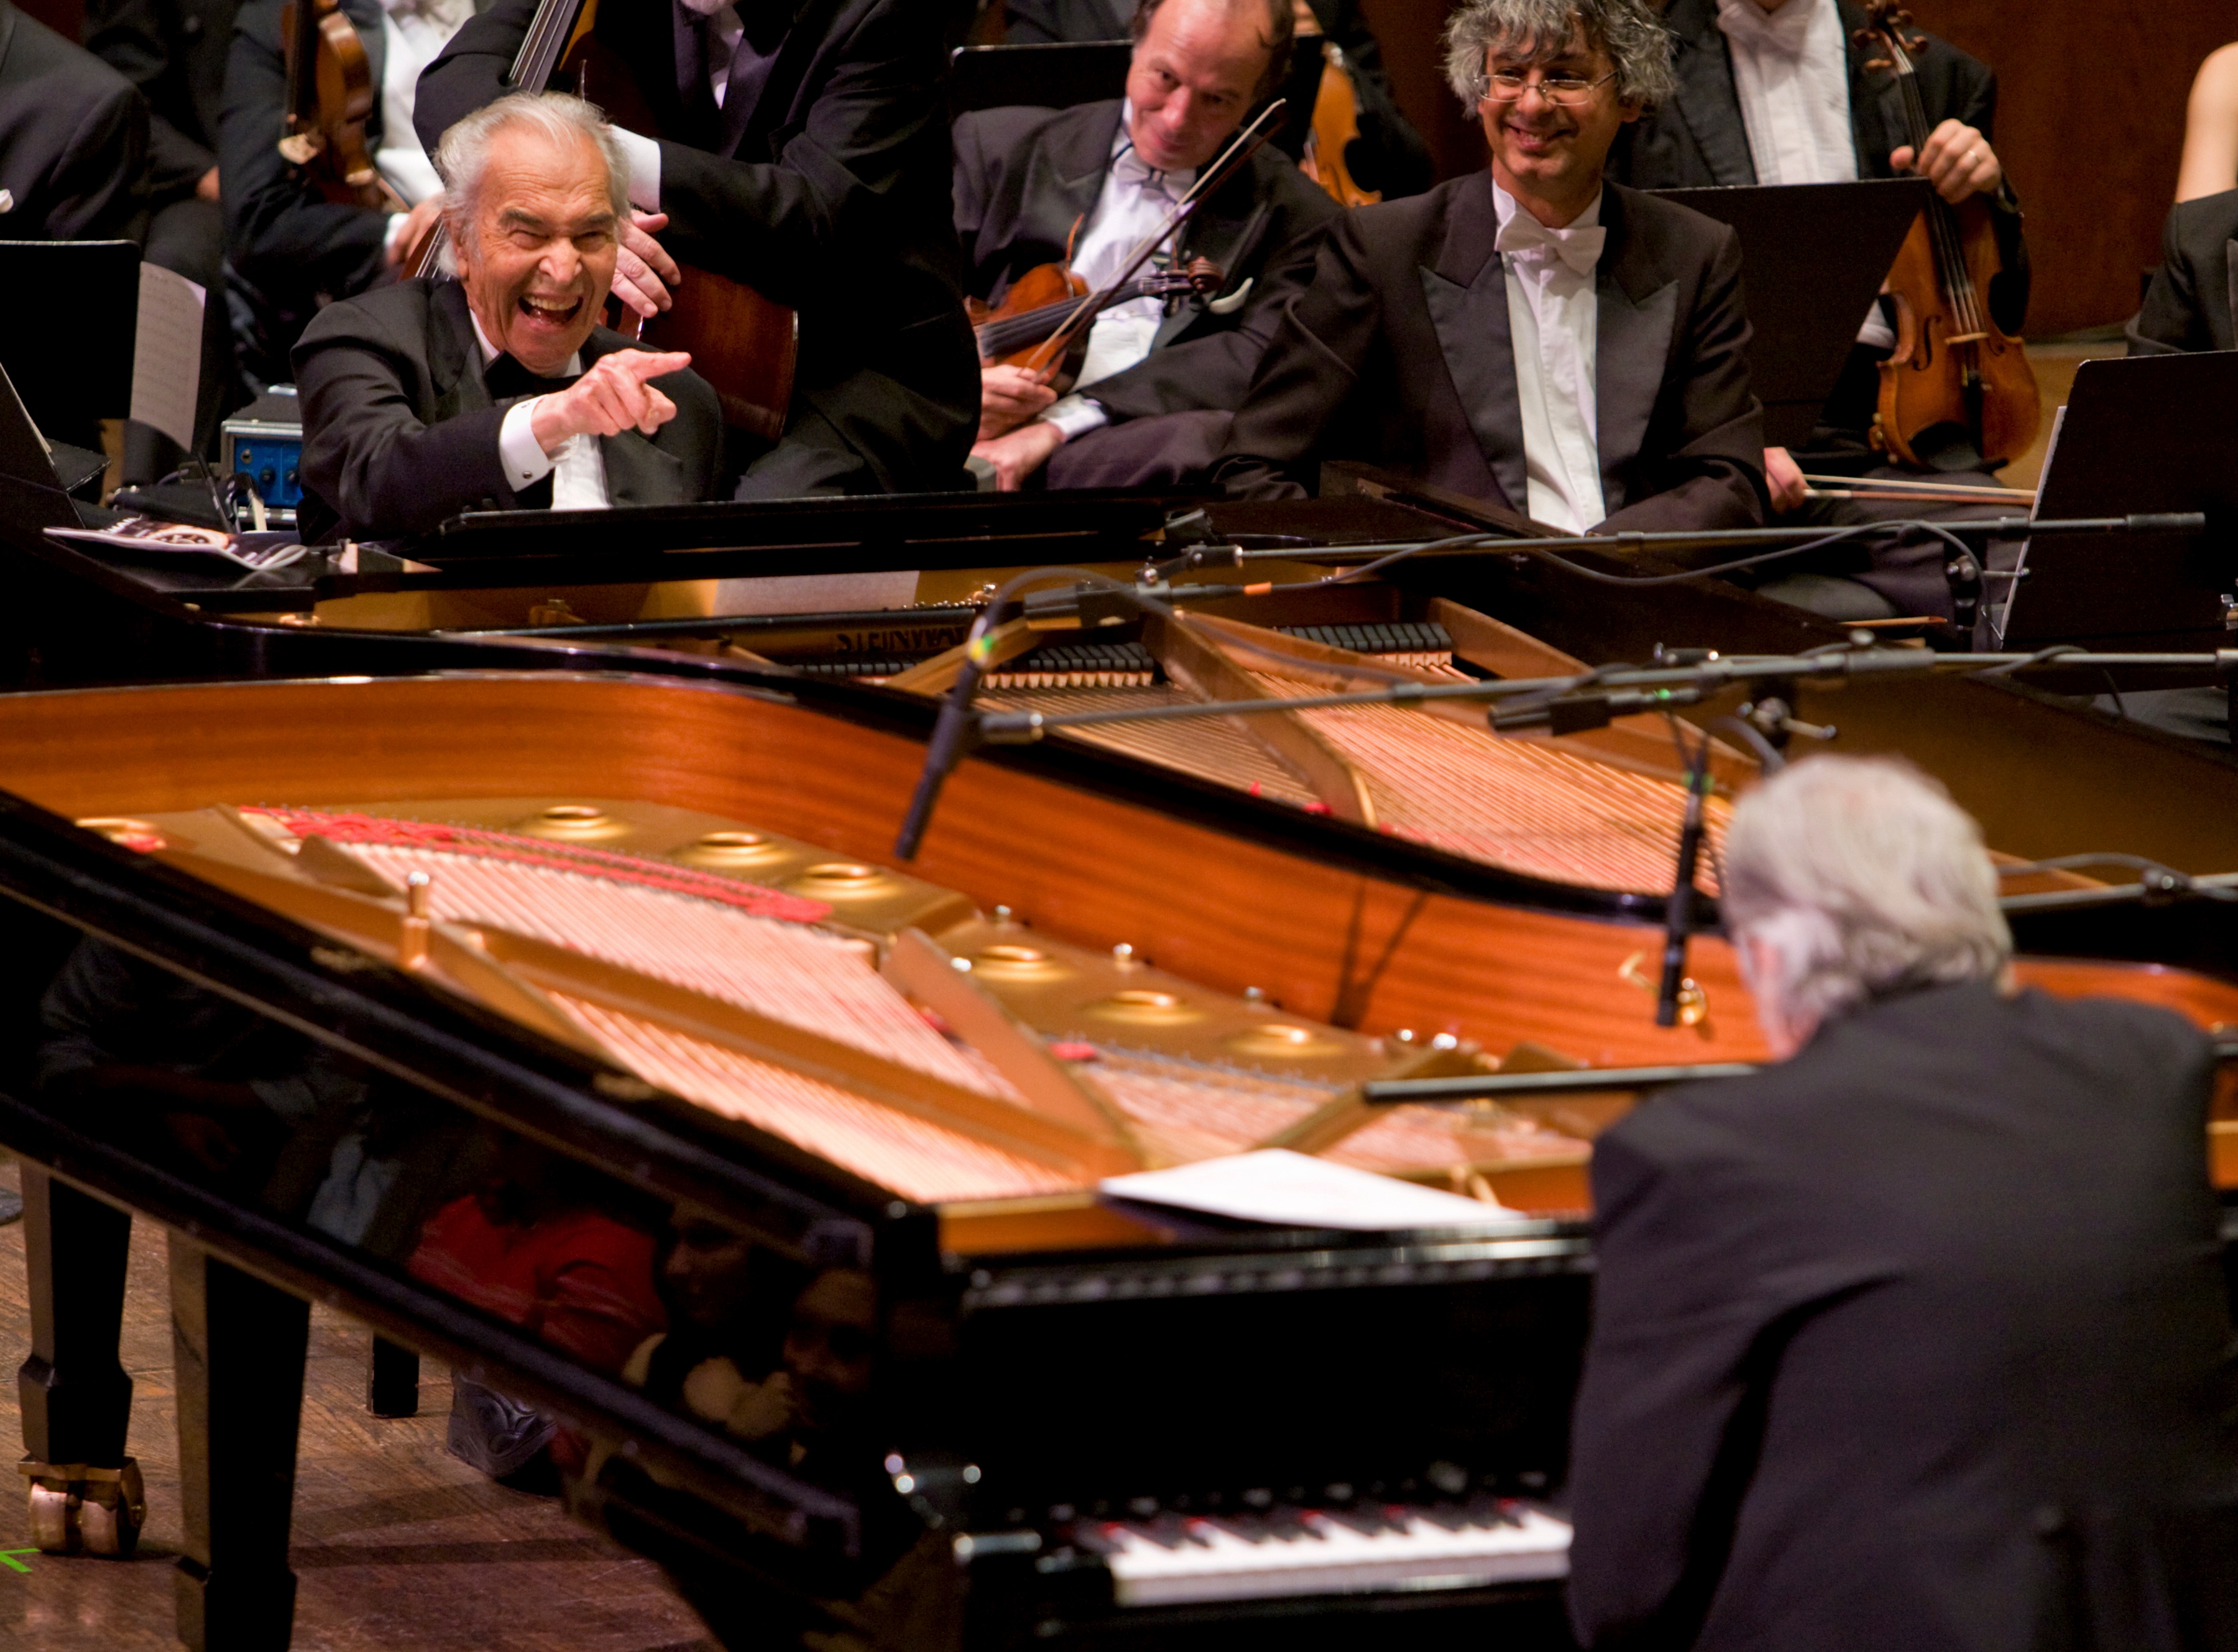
left=1207, top=277, right=1255, bottom=316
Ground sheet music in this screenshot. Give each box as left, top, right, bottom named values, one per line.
left=1102, top=1149, right=1520, bottom=1230
left=710, top=570, right=920, bottom=616
left=129, top=264, right=205, bottom=453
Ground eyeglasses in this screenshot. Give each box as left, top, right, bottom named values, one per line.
left=1476, top=68, right=1619, bottom=106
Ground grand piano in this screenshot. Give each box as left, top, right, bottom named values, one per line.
left=4, top=476, right=2238, bottom=1648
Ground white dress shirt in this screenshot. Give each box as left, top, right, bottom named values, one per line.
left=1715, top=0, right=1895, bottom=349
left=470, top=311, right=613, bottom=510
left=1492, top=180, right=1605, bottom=533
left=375, top=0, right=473, bottom=247
left=1040, top=106, right=1195, bottom=440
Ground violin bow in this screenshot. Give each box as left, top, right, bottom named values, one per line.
left=1026, top=97, right=1288, bottom=383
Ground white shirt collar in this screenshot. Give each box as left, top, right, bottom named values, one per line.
left=467, top=307, right=583, bottom=377
left=1111, top=101, right=1197, bottom=194
left=1490, top=179, right=1603, bottom=235
left=1715, top=0, right=1821, bottom=51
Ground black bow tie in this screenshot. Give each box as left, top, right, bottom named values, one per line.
left=484, top=354, right=578, bottom=401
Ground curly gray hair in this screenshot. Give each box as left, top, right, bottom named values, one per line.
left=1720, top=755, right=2011, bottom=1038
left=1442, top=0, right=1678, bottom=111
left=433, top=91, right=633, bottom=275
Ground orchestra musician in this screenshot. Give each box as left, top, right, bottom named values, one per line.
left=412, top=0, right=980, bottom=498
left=1217, top=0, right=1766, bottom=535
left=292, top=93, right=725, bottom=541
left=1568, top=755, right=2238, bottom=1651
left=2177, top=42, right=2238, bottom=203
left=0, top=0, right=149, bottom=245
left=84, top=0, right=242, bottom=478
left=1004, top=0, right=1432, bottom=203
left=1608, top=0, right=2027, bottom=620
left=956, top=0, right=1340, bottom=491
left=220, top=0, right=481, bottom=387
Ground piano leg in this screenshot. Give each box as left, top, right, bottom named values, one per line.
left=16, top=1167, right=145, bottom=1557
left=170, top=1240, right=310, bottom=1652
left=366, top=1336, right=420, bottom=1418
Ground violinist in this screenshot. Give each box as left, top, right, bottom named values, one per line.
left=956, top=0, right=1338, bottom=490
left=1217, top=0, right=1764, bottom=535
left=1609, top=0, right=2027, bottom=621
left=413, top=0, right=979, bottom=498
left=219, top=0, right=482, bottom=386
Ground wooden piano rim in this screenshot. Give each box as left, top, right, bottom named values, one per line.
left=2, top=671, right=2233, bottom=1257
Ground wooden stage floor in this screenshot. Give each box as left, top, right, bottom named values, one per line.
left=0, top=1157, right=717, bottom=1651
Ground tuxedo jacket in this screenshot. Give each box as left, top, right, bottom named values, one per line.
left=85, top=0, right=236, bottom=204
left=1612, top=0, right=2027, bottom=335
left=1218, top=175, right=1766, bottom=534
left=1569, top=981, right=2238, bottom=1652
left=0, top=0, right=149, bottom=242
left=2128, top=188, right=2238, bottom=355
left=953, top=99, right=1338, bottom=423
left=415, top=0, right=979, bottom=496
left=292, top=278, right=725, bottom=543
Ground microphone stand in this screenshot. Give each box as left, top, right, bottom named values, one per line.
left=1655, top=725, right=1713, bottom=1028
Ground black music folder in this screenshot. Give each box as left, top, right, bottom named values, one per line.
left=1993, top=353, right=2238, bottom=652
left=0, top=240, right=139, bottom=448
left=0, top=361, right=100, bottom=538
left=1649, top=178, right=1932, bottom=447
left=949, top=40, right=1133, bottom=114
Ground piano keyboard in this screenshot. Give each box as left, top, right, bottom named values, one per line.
left=1075, top=1499, right=1571, bottom=1607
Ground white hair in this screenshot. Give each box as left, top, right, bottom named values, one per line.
left=433, top=92, right=632, bottom=275
left=1721, top=755, right=2010, bottom=1034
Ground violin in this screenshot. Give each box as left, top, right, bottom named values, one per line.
left=969, top=256, right=1225, bottom=389
left=1855, top=1, right=2038, bottom=471
left=278, top=0, right=392, bottom=211
left=413, top=0, right=799, bottom=441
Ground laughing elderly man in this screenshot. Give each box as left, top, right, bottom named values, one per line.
left=293, top=91, right=724, bottom=543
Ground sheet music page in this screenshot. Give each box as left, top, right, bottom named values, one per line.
left=1102, top=1149, right=1520, bottom=1230
left=129, top=264, right=205, bottom=452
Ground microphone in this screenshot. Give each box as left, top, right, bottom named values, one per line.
left=1656, top=729, right=1713, bottom=1028
left=893, top=645, right=989, bottom=862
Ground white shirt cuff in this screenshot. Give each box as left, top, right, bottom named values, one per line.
left=612, top=129, right=661, bottom=212
left=499, top=398, right=558, bottom=490
left=1041, top=395, right=1109, bottom=440
left=383, top=210, right=410, bottom=252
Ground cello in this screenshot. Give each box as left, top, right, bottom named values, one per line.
left=1855, top=0, right=2038, bottom=471
left=413, top=0, right=799, bottom=441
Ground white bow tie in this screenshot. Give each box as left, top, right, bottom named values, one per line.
left=1112, top=145, right=1192, bottom=200
left=1496, top=212, right=1606, bottom=279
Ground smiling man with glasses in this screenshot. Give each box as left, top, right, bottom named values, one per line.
left=1215, top=0, right=1766, bottom=538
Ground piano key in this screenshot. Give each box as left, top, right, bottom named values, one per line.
left=1087, top=1500, right=1572, bottom=1607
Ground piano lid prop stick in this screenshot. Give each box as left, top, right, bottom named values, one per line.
left=1655, top=725, right=1713, bottom=1028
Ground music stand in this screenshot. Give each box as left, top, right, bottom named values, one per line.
left=1648, top=179, right=1932, bottom=447
left=949, top=41, right=1132, bottom=113
left=0, top=241, right=139, bottom=450
left=1992, top=353, right=2238, bottom=652
left=0, top=362, right=97, bottom=539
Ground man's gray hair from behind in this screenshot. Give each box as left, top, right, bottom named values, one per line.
left=433, top=91, right=633, bottom=275
left=1441, top=0, right=1677, bottom=112
left=1720, top=755, right=2012, bottom=1033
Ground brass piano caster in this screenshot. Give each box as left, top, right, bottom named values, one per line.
left=19, top=1457, right=147, bottom=1557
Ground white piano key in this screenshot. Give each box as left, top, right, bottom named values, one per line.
left=1092, top=1500, right=1572, bottom=1607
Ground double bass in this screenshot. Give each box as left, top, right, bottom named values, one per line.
left=1856, top=1, right=2038, bottom=471
left=415, top=0, right=799, bottom=441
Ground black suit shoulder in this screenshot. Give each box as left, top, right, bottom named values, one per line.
left=0, top=0, right=150, bottom=241
left=2129, top=188, right=2238, bottom=355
